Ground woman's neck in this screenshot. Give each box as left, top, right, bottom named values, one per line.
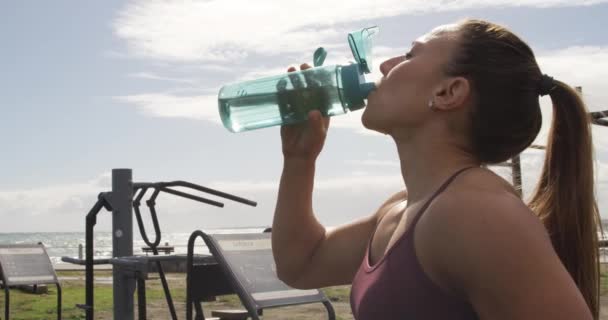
left=394, top=132, right=480, bottom=205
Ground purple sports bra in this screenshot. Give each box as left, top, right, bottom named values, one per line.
left=350, top=167, right=479, bottom=319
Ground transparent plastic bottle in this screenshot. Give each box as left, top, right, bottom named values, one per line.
left=218, top=26, right=379, bottom=133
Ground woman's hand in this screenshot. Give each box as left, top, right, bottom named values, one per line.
left=280, top=63, right=330, bottom=161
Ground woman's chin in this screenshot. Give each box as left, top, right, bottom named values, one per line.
left=361, top=112, right=389, bottom=135
left=361, top=110, right=373, bottom=129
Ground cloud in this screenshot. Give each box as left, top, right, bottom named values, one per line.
left=595, top=125, right=608, bottom=148
left=1, top=158, right=604, bottom=232
left=114, top=0, right=608, bottom=62
left=598, top=160, right=608, bottom=183
left=345, top=159, right=401, bottom=167
left=0, top=171, right=404, bottom=231
left=128, top=72, right=197, bottom=84
left=537, top=46, right=608, bottom=112
left=115, top=93, right=221, bottom=121
left=0, top=172, right=400, bottom=219
left=209, top=172, right=403, bottom=193
left=0, top=173, right=111, bottom=219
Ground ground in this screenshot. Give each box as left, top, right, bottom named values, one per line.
left=2, top=268, right=608, bottom=319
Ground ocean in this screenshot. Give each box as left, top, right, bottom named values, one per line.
left=0, top=228, right=266, bottom=265
left=3, top=229, right=607, bottom=266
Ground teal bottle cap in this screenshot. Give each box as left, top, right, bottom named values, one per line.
left=313, top=47, right=327, bottom=67
left=348, top=26, right=379, bottom=74
left=339, top=26, right=379, bottom=110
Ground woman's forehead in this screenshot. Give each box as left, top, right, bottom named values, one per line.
left=415, top=23, right=460, bottom=43
left=410, top=25, right=460, bottom=52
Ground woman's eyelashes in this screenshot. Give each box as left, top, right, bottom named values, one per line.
left=404, top=52, right=413, bottom=60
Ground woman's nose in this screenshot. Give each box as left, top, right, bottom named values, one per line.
left=379, top=57, right=399, bottom=77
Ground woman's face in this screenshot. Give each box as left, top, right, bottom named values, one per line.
left=362, top=25, right=461, bottom=136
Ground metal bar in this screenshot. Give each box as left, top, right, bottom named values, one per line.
left=144, top=190, right=163, bottom=248
left=590, top=110, right=608, bottom=120
left=134, top=188, right=162, bottom=248
left=85, top=195, right=110, bottom=320
left=137, top=181, right=257, bottom=206
left=593, top=118, right=608, bottom=127
left=134, top=187, right=148, bottom=204
left=145, top=204, right=162, bottom=248
left=512, top=155, right=523, bottom=198
left=112, top=169, right=135, bottom=320
left=160, top=187, right=225, bottom=207
left=323, top=300, right=336, bottom=320
left=133, top=182, right=157, bottom=190
left=154, top=258, right=178, bottom=320
left=186, top=230, right=205, bottom=320
left=491, top=162, right=513, bottom=168
left=167, top=181, right=257, bottom=207
left=194, top=302, right=205, bottom=320
left=590, top=110, right=607, bottom=127
left=137, top=275, right=146, bottom=320
left=4, top=285, right=9, bottom=320
left=146, top=204, right=178, bottom=320
left=56, top=283, right=62, bottom=320
left=134, top=188, right=178, bottom=319
left=529, top=144, right=546, bottom=150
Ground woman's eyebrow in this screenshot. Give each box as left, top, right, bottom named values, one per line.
left=410, top=41, right=423, bottom=53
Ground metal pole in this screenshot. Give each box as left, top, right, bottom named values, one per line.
left=5, top=286, right=9, bottom=320
left=56, top=283, right=62, bottom=320
left=137, top=275, right=147, bottom=320
left=512, top=155, right=523, bottom=198
left=112, top=169, right=135, bottom=320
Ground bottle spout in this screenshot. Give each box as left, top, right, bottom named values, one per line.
left=360, top=82, right=376, bottom=98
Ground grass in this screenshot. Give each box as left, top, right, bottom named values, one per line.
left=0, top=271, right=114, bottom=320
left=5, top=268, right=608, bottom=319
left=4, top=267, right=608, bottom=319
left=0, top=270, right=353, bottom=320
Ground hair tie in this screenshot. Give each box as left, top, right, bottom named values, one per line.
left=538, top=74, right=556, bottom=97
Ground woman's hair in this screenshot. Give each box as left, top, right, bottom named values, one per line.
left=444, top=19, right=601, bottom=318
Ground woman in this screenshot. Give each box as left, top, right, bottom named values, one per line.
left=271, top=19, right=600, bottom=319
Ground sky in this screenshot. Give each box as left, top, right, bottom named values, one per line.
left=0, top=0, right=607, bottom=232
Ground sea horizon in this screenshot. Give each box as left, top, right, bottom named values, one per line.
left=0, top=227, right=269, bottom=265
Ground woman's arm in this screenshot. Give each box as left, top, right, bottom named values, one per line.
left=273, top=166, right=407, bottom=289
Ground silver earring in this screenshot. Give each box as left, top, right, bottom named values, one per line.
left=428, top=99, right=435, bottom=109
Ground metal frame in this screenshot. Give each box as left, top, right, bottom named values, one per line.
left=186, top=231, right=336, bottom=320
left=62, top=168, right=257, bottom=320
left=591, top=110, right=608, bottom=127
left=0, top=244, right=62, bottom=320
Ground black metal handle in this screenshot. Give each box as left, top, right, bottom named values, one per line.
left=133, top=181, right=257, bottom=207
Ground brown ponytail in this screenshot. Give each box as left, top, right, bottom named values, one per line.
left=528, top=81, right=601, bottom=319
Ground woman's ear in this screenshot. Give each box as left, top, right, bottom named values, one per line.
left=432, top=77, right=471, bottom=111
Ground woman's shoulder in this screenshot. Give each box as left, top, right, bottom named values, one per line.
left=416, top=169, right=592, bottom=319
left=415, top=168, right=554, bottom=293
left=374, top=188, right=408, bottom=221
left=421, top=167, right=545, bottom=242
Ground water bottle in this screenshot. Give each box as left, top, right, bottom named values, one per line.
left=218, top=26, right=379, bottom=132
